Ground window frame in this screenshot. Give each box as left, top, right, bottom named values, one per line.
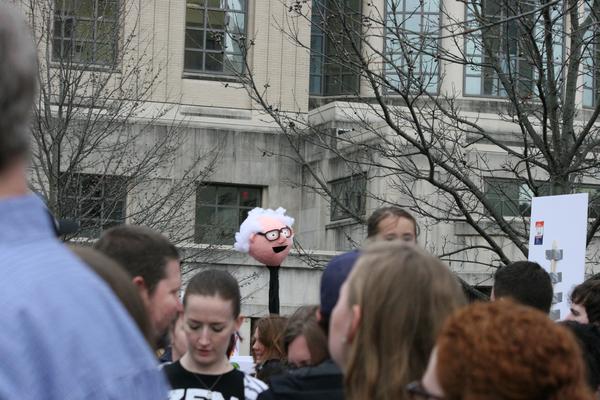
left=60, top=172, right=127, bottom=238
left=52, top=0, right=120, bottom=68
left=484, top=177, right=600, bottom=219
left=383, top=0, right=442, bottom=95
left=329, top=174, right=367, bottom=222
left=183, top=0, right=248, bottom=78
left=194, top=183, right=263, bottom=244
left=309, top=0, right=362, bottom=96
left=582, top=4, right=600, bottom=108
left=462, top=0, right=565, bottom=99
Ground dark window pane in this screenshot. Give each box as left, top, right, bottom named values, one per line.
left=184, top=50, right=204, bottom=70
left=74, top=20, right=94, bottom=40
left=217, top=207, right=237, bottom=225
left=53, top=18, right=65, bottom=38
left=53, top=38, right=64, bottom=59
left=76, top=0, right=95, bottom=18
left=216, top=186, right=237, bottom=205
left=342, top=74, right=358, bottom=93
left=107, top=201, right=125, bottom=220
left=97, top=0, right=118, bottom=17
left=82, top=200, right=103, bottom=219
left=206, top=31, right=224, bottom=50
left=194, top=205, right=217, bottom=242
left=185, top=29, right=205, bottom=49
left=81, top=174, right=102, bottom=198
left=309, top=75, right=322, bottom=94
left=207, top=10, right=226, bottom=30
left=197, top=185, right=216, bottom=204
left=239, top=208, right=251, bottom=226
left=97, top=20, right=117, bottom=41
left=95, top=42, right=116, bottom=64
left=240, top=187, right=260, bottom=207
left=205, top=52, right=224, bottom=71
left=186, top=8, right=205, bottom=28
left=207, top=0, right=224, bottom=8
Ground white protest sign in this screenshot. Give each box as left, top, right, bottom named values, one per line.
left=528, top=193, right=588, bottom=320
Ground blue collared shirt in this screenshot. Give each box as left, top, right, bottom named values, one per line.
left=0, top=194, right=169, bottom=399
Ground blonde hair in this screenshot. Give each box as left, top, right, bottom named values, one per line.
left=344, top=241, right=466, bottom=400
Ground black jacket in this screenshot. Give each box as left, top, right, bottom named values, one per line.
left=257, top=359, right=344, bottom=400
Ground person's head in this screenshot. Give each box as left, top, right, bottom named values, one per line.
left=70, top=246, right=153, bottom=347
left=420, top=301, right=593, bottom=400
left=0, top=3, right=37, bottom=175
left=567, top=279, right=600, bottom=325
left=319, top=250, right=361, bottom=335
left=94, top=225, right=182, bottom=341
left=169, top=312, right=188, bottom=362
left=182, top=269, right=243, bottom=372
left=283, top=305, right=329, bottom=368
left=492, top=261, right=553, bottom=313
left=252, top=315, right=287, bottom=364
left=234, top=207, right=295, bottom=266
left=561, top=321, right=600, bottom=394
left=366, top=206, right=418, bottom=243
left=330, top=241, right=465, bottom=400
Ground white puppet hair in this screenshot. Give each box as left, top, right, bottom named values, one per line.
left=234, top=207, right=295, bottom=253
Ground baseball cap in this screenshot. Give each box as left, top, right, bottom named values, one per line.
left=320, top=250, right=360, bottom=318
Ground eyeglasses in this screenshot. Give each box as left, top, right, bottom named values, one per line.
left=256, top=226, right=293, bottom=241
left=406, top=381, right=445, bottom=400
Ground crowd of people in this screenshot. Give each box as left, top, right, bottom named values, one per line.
left=3, top=2, right=600, bottom=399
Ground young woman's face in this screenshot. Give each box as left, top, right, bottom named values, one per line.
left=252, top=327, right=267, bottom=364
left=184, top=294, right=241, bottom=370
left=374, top=216, right=416, bottom=244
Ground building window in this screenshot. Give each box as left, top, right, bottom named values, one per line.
left=464, top=1, right=563, bottom=97
left=329, top=174, right=367, bottom=221
left=485, top=178, right=535, bottom=217
left=582, top=5, right=600, bottom=107
left=385, top=0, right=440, bottom=94
left=310, top=0, right=362, bottom=96
left=485, top=178, right=600, bottom=218
left=195, top=184, right=262, bottom=244
left=184, top=0, right=247, bottom=76
left=52, top=0, right=119, bottom=66
left=60, top=173, right=127, bottom=238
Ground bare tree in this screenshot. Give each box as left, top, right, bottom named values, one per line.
left=234, top=0, right=600, bottom=273
left=18, top=0, right=218, bottom=244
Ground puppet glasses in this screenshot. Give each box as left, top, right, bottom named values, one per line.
left=256, top=226, right=293, bottom=241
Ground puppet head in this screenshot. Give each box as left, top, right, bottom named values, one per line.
left=234, top=207, right=295, bottom=266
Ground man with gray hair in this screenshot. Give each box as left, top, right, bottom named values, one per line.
left=0, top=3, right=168, bottom=398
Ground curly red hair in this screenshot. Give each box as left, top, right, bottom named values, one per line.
left=437, top=301, right=594, bottom=400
